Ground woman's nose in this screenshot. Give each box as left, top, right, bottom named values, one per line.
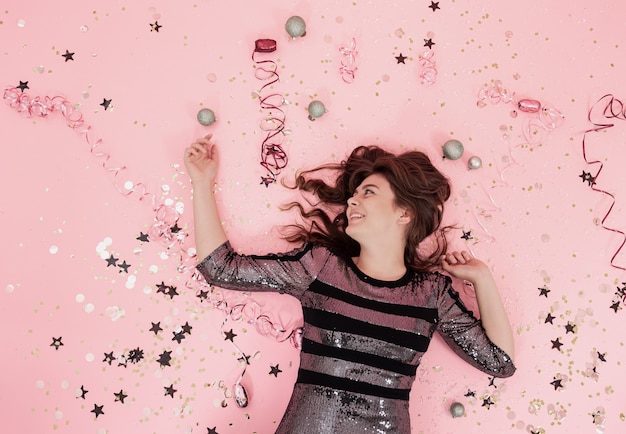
left=347, top=196, right=357, bottom=206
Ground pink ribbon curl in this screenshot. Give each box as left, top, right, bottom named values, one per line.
left=3, top=86, right=197, bottom=274
left=252, top=45, right=289, bottom=186
left=418, top=49, right=438, bottom=86
left=476, top=80, right=565, bottom=145
left=581, top=94, right=626, bottom=271
left=338, top=38, right=358, bottom=84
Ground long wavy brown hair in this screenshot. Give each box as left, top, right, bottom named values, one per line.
left=281, top=145, right=451, bottom=272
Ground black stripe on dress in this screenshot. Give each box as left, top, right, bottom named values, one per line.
left=302, top=337, right=418, bottom=376
left=297, top=369, right=411, bottom=400
left=302, top=307, right=431, bottom=352
left=309, top=280, right=438, bottom=323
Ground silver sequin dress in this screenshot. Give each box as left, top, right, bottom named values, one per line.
left=198, top=241, right=516, bottom=433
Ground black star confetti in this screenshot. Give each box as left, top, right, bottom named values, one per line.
left=150, top=21, right=162, bottom=32
left=238, top=353, right=251, bottom=365
left=260, top=176, right=274, bottom=187
left=538, top=286, right=550, bottom=297
left=223, top=329, right=237, bottom=342
left=117, top=355, right=128, bottom=368
left=488, top=376, right=497, bottom=388
left=100, top=98, right=112, bottom=110
left=550, top=377, right=563, bottom=390
left=424, top=38, right=435, bottom=49
left=565, top=322, right=576, bottom=333
left=164, top=384, right=177, bottom=398
left=136, top=232, right=150, bottom=242
left=610, top=300, right=621, bottom=312
left=128, top=347, right=144, bottom=364
left=172, top=330, right=186, bottom=344
left=61, top=50, right=75, bottom=62
left=114, top=390, right=128, bottom=403
left=461, top=230, right=473, bottom=240
left=118, top=260, right=130, bottom=273
left=156, top=282, right=169, bottom=295
left=429, top=1, right=440, bottom=11
left=157, top=350, right=172, bottom=367
left=51, top=336, right=63, bottom=350
left=597, top=351, right=607, bottom=362
left=150, top=322, right=163, bottom=335
left=17, top=80, right=29, bottom=91
left=170, top=223, right=182, bottom=234
left=91, top=404, right=104, bottom=418
left=395, top=53, right=407, bottom=64
left=481, top=396, right=494, bottom=409
left=464, top=389, right=476, bottom=398
left=103, top=351, right=115, bottom=365
left=197, top=289, right=209, bottom=301
left=544, top=313, right=556, bottom=324
left=207, top=427, right=218, bottom=434
left=167, top=286, right=179, bottom=299
left=105, top=255, right=119, bottom=267
left=269, top=364, right=283, bottom=377
left=181, top=322, right=193, bottom=335
left=551, top=338, right=563, bottom=351
left=616, top=282, right=626, bottom=300
left=579, top=170, right=596, bottom=186
left=77, top=385, right=88, bottom=399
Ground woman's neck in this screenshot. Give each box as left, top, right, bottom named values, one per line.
left=353, top=245, right=407, bottom=281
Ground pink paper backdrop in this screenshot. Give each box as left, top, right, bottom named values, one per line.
left=2, top=1, right=626, bottom=433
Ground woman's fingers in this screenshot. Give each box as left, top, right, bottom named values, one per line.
left=442, top=250, right=474, bottom=265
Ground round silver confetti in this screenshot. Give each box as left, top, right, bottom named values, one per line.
left=197, top=108, right=216, bottom=126
left=285, top=16, right=306, bottom=38
left=442, top=139, right=464, bottom=160
left=450, top=402, right=465, bottom=418
left=307, top=100, right=327, bottom=121
left=468, top=156, right=483, bottom=170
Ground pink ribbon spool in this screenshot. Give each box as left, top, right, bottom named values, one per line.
left=518, top=98, right=541, bottom=113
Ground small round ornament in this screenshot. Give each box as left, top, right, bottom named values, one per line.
left=307, top=100, right=327, bottom=121
left=285, top=16, right=306, bottom=38
left=450, top=402, right=465, bottom=418
left=197, top=108, right=216, bottom=126
left=442, top=139, right=464, bottom=160
left=468, top=156, right=482, bottom=170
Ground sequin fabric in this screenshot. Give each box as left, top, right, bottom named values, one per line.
left=198, top=242, right=516, bottom=433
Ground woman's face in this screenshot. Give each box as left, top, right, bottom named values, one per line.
left=345, top=173, right=409, bottom=244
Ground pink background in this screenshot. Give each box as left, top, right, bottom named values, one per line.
left=2, top=1, right=626, bottom=433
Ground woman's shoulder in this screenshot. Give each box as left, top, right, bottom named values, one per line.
left=411, top=269, right=452, bottom=291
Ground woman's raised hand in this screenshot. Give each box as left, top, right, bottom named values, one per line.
left=183, top=134, right=219, bottom=185
left=440, top=250, right=490, bottom=284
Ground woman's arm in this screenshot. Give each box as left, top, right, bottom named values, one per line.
left=183, top=134, right=228, bottom=261
left=441, top=251, right=515, bottom=362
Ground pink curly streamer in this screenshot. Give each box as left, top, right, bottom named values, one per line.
left=476, top=80, right=565, bottom=145
left=2, top=86, right=198, bottom=274
left=582, top=94, right=626, bottom=271
left=252, top=48, right=288, bottom=185
left=418, top=50, right=438, bottom=86
left=339, top=38, right=358, bottom=83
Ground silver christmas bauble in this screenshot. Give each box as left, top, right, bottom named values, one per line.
left=197, top=108, right=216, bottom=126
left=450, top=402, right=465, bottom=418
left=468, top=156, right=483, bottom=170
left=307, top=100, right=326, bottom=120
left=442, top=139, right=464, bottom=160
left=285, top=16, right=306, bottom=38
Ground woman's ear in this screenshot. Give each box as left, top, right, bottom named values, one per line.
left=397, top=209, right=412, bottom=225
